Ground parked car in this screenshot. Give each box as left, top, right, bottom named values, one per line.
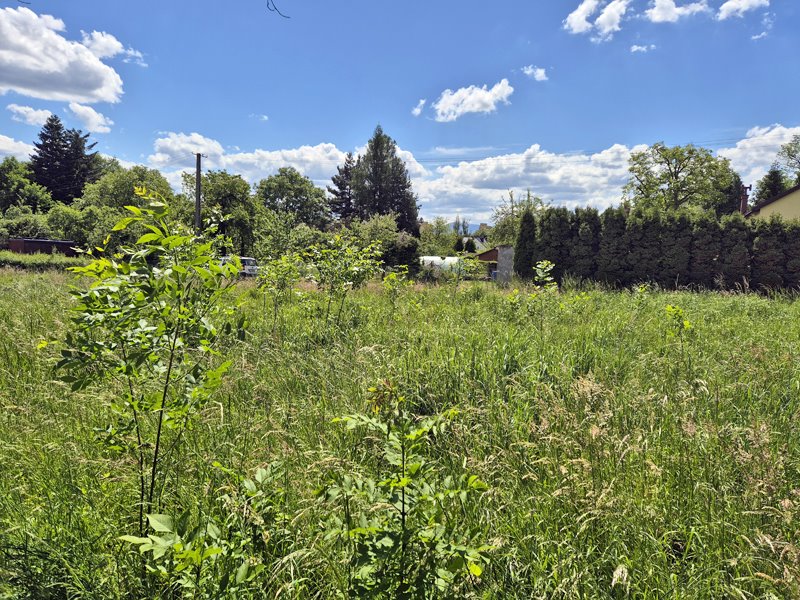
left=221, top=256, right=259, bottom=277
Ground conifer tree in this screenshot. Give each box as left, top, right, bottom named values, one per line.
left=327, top=152, right=357, bottom=221
left=464, top=237, right=477, bottom=253
left=596, top=207, right=629, bottom=286
left=533, top=207, right=575, bottom=282
left=783, top=221, right=800, bottom=290
left=718, top=213, right=751, bottom=289
left=513, top=209, right=537, bottom=279
left=570, top=207, right=600, bottom=280
left=753, top=165, right=789, bottom=205
left=750, top=216, right=786, bottom=289
left=659, top=211, right=692, bottom=288
left=30, top=115, right=99, bottom=203
left=351, top=125, right=420, bottom=235
left=626, top=211, right=661, bottom=284
left=688, top=214, right=721, bottom=287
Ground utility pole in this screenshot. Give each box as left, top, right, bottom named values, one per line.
left=194, top=153, right=202, bottom=232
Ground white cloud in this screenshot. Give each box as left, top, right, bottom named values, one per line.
left=80, top=30, right=123, bottom=59
left=751, top=11, right=774, bottom=39
left=564, top=0, right=602, bottom=34
left=645, top=0, right=709, bottom=23
left=522, top=65, right=548, bottom=81
left=718, top=0, right=769, bottom=20
left=593, top=0, right=632, bottom=41
left=148, top=132, right=226, bottom=170
left=411, top=98, right=426, bottom=117
left=0, top=7, right=123, bottom=103
left=68, top=102, right=114, bottom=133
left=0, top=134, right=34, bottom=160
left=432, top=79, right=514, bottom=123
left=718, top=124, right=800, bottom=186
left=630, top=44, right=657, bottom=52
left=6, top=103, right=52, bottom=126
left=81, top=30, right=147, bottom=67
left=249, top=113, right=269, bottom=122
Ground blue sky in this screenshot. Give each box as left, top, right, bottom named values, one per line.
left=1, top=0, right=798, bottom=221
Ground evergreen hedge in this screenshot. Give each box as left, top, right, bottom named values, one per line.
left=514, top=207, right=800, bottom=291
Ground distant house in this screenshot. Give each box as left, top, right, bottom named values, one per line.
left=746, top=182, right=800, bottom=220
left=474, top=245, right=514, bottom=284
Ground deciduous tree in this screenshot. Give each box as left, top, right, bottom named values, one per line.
left=256, top=166, right=330, bottom=230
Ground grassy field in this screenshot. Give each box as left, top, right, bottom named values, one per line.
left=1, top=268, right=799, bottom=598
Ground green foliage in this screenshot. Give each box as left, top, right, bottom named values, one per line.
left=489, top=189, right=545, bottom=246
left=513, top=209, right=537, bottom=279
left=534, top=207, right=573, bottom=282
left=80, top=165, right=176, bottom=211
left=718, top=213, right=751, bottom=289
left=258, top=253, right=302, bottom=335
left=57, top=192, right=239, bottom=537
left=351, top=125, right=420, bottom=236
left=623, top=142, right=735, bottom=214
left=256, top=166, right=330, bottom=230
left=783, top=220, right=800, bottom=290
left=596, top=206, right=629, bottom=285
left=419, top=217, right=456, bottom=256
left=121, top=464, right=292, bottom=598
left=306, top=234, right=382, bottom=325
left=658, top=211, right=692, bottom=287
left=750, top=216, right=786, bottom=290
left=688, top=214, right=720, bottom=286
left=626, top=211, right=661, bottom=284
left=0, top=156, right=53, bottom=214
left=0, top=249, right=86, bottom=271
left=463, top=238, right=477, bottom=254
left=323, top=382, right=492, bottom=598
left=753, top=165, right=790, bottom=204
left=382, top=265, right=414, bottom=313
left=0, top=211, right=53, bottom=241
left=348, top=212, right=420, bottom=269
left=777, top=134, right=800, bottom=182
left=570, top=207, right=600, bottom=280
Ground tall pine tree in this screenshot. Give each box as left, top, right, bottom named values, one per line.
left=570, top=207, right=600, bottom=280
left=596, top=207, right=629, bottom=286
left=30, top=115, right=99, bottom=203
left=753, top=165, right=789, bottom=205
left=327, top=152, right=357, bottom=221
left=351, top=125, right=420, bottom=235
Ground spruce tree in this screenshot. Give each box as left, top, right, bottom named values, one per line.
left=327, top=152, right=357, bottom=221
left=718, top=213, right=751, bottom=289
left=596, top=207, right=629, bottom=286
left=750, top=216, right=786, bottom=290
left=688, top=214, right=721, bottom=287
left=513, top=209, right=537, bottom=279
left=454, top=237, right=464, bottom=253
left=464, top=237, right=477, bottom=253
left=30, top=115, right=99, bottom=203
left=718, top=172, right=744, bottom=217
left=351, top=125, right=420, bottom=235
left=570, top=207, right=600, bottom=280
left=753, top=165, right=789, bottom=205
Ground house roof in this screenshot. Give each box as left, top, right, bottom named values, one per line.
left=745, top=181, right=800, bottom=217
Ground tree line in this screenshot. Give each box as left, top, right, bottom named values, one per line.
left=0, top=118, right=421, bottom=268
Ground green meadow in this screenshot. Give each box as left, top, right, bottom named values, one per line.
left=1, top=269, right=799, bottom=598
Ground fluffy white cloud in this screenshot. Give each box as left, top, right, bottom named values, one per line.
left=631, top=44, right=657, bottom=52
left=411, top=98, right=426, bottom=117
left=645, top=0, right=709, bottom=23
left=0, top=134, right=34, bottom=160
left=432, top=79, right=514, bottom=123
left=563, top=0, right=602, bottom=34
left=593, top=0, right=632, bottom=41
left=6, top=103, right=52, bottom=126
left=148, top=132, right=226, bottom=170
left=717, top=0, right=769, bottom=20
left=718, top=124, right=800, bottom=185
left=81, top=30, right=147, bottom=67
left=522, top=65, right=548, bottom=81
left=0, top=7, right=124, bottom=103
left=415, top=142, right=646, bottom=221
left=68, top=102, right=114, bottom=133
left=80, top=30, right=124, bottom=58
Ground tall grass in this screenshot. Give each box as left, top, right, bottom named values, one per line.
left=1, top=273, right=799, bottom=598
